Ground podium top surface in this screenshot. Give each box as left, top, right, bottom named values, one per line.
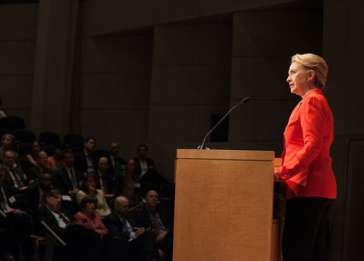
left=176, top=149, right=274, bottom=161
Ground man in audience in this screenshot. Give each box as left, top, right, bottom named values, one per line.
left=134, top=144, right=168, bottom=196
left=104, top=195, right=156, bottom=261
left=134, top=190, right=172, bottom=261
left=0, top=133, right=16, bottom=160
left=74, top=137, right=97, bottom=175
left=96, top=156, right=113, bottom=194
left=53, top=149, right=84, bottom=216
left=0, top=166, right=32, bottom=260
left=3, top=150, right=29, bottom=194
left=28, top=150, right=52, bottom=181
left=53, top=150, right=84, bottom=196
left=37, top=189, right=70, bottom=261
left=134, top=144, right=155, bottom=181
left=24, top=173, right=54, bottom=215
left=109, top=142, right=126, bottom=179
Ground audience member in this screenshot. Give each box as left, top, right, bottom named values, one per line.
left=24, top=173, right=54, bottom=215
left=96, top=156, right=113, bottom=194
left=104, top=196, right=154, bottom=261
left=53, top=150, right=84, bottom=196
left=73, top=196, right=108, bottom=237
left=134, top=144, right=156, bottom=181
left=73, top=196, right=108, bottom=261
left=0, top=166, right=32, bottom=260
left=47, top=148, right=64, bottom=171
left=74, top=137, right=97, bottom=175
left=114, top=159, right=139, bottom=205
left=134, top=190, right=172, bottom=261
left=0, top=133, right=16, bottom=160
left=37, top=189, right=70, bottom=261
left=109, top=142, right=126, bottom=179
left=76, top=174, right=111, bottom=217
left=28, top=150, right=52, bottom=181
left=3, top=150, right=29, bottom=193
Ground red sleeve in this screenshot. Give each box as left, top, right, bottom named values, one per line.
left=95, top=215, right=108, bottom=236
left=280, top=96, right=325, bottom=180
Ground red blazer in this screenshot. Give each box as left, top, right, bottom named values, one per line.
left=73, top=211, right=108, bottom=236
left=278, top=88, right=336, bottom=199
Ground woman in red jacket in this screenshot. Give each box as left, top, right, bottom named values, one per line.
left=275, top=53, right=336, bottom=261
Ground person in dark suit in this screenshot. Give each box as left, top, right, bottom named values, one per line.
left=3, top=150, right=29, bottom=192
left=0, top=133, right=15, bottom=161
left=36, top=189, right=71, bottom=261
left=74, top=137, right=97, bottom=175
left=23, top=173, right=54, bottom=215
left=0, top=166, right=32, bottom=260
left=134, top=144, right=156, bottom=181
left=133, top=190, right=172, bottom=261
left=104, top=195, right=155, bottom=261
left=53, top=150, right=85, bottom=217
left=95, top=156, right=113, bottom=195
left=53, top=149, right=84, bottom=195
left=109, top=142, right=126, bottom=179
left=27, top=150, right=52, bottom=181
left=134, top=144, right=169, bottom=196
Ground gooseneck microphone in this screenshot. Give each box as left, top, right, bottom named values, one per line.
left=197, top=96, right=251, bottom=149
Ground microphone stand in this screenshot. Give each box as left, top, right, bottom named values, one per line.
left=198, top=96, right=251, bottom=149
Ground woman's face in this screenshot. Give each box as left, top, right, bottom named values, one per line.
left=84, top=202, right=96, bottom=216
left=287, top=62, right=313, bottom=97
left=86, top=177, right=96, bottom=189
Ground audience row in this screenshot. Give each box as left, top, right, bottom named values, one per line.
left=0, top=132, right=173, bottom=261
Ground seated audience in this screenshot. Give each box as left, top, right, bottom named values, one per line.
left=74, top=137, right=97, bottom=175
left=109, top=142, right=126, bottom=179
left=73, top=196, right=108, bottom=237
left=0, top=133, right=16, bottom=160
left=114, top=159, right=139, bottom=205
left=104, top=195, right=153, bottom=261
left=76, top=174, right=111, bottom=217
left=134, top=144, right=167, bottom=195
left=24, top=141, right=42, bottom=169
left=37, top=189, right=72, bottom=261
left=134, top=144, right=156, bottom=182
left=53, top=149, right=84, bottom=196
left=47, top=148, right=64, bottom=171
left=96, top=156, right=113, bottom=194
left=3, top=150, right=29, bottom=193
left=73, top=196, right=108, bottom=261
left=134, top=190, right=173, bottom=261
left=0, top=166, right=32, bottom=260
left=24, top=173, right=54, bottom=215
left=28, top=150, right=52, bottom=180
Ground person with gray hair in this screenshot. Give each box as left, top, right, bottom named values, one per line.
left=275, top=53, right=336, bottom=261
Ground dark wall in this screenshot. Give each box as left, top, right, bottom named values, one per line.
left=82, top=0, right=295, bottom=35
left=0, top=4, right=37, bottom=125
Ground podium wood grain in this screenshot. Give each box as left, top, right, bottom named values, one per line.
left=173, top=149, right=275, bottom=261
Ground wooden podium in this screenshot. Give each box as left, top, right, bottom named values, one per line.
left=173, top=149, right=277, bottom=261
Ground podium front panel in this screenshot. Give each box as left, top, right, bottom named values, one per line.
left=173, top=149, right=274, bottom=261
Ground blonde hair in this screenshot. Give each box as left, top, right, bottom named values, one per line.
left=291, top=53, right=328, bottom=88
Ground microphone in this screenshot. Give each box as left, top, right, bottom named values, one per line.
left=197, top=96, right=251, bottom=149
